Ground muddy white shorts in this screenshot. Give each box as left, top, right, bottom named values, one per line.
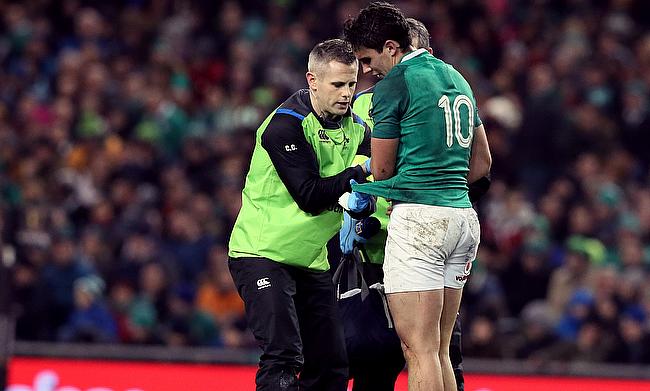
left=383, top=203, right=480, bottom=293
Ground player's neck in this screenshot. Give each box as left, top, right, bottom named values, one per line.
left=395, top=45, right=416, bottom=64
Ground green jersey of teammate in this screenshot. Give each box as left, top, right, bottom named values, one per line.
left=351, top=87, right=374, bottom=129
left=353, top=49, right=481, bottom=208
left=351, top=87, right=388, bottom=265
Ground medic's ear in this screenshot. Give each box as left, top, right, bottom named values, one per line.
left=306, top=71, right=317, bottom=91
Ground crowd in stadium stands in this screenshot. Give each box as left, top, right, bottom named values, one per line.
left=1, top=0, right=650, bottom=363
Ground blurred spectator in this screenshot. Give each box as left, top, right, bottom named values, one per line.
left=58, top=275, right=117, bottom=343
left=125, top=261, right=169, bottom=344
left=546, top=238, right=598, bottom=320
left=500, top=240, right=551, bottom=316
left=162, top=209, right=213, bottom=284
left=539, top=321, right=614, bottom=363
left=162, top=284, right=220, bottom=347
left=114, top=232, right=158, bottom=287
left=462, top=244, right=508, bottom=319
left=555, top=289, right=595, bottom=340
left=505, top=301, right=558, bottom=359
left=12, top=260, right=44, bottom=340
left=195, top=245, right=247, bottom=347
left=590, top=267, right=620, bottom=333
left=39, top=235, right=94, bottom=339
left=108, top=279, right=137, bottom=343
left=463, top=312, right=503, bottom=358
left=608, top=308, right=650, bottom=364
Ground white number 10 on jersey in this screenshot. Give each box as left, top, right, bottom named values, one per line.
left=438, top=94, right=474, bottom=148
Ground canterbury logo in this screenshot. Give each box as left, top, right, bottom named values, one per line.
left=318, top=129, right=329, bottom=141
left=257, top=277, right=271, bottom=290
left=327, top=204, right=343, bottom=213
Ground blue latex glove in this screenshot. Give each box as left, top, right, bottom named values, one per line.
left=363, top=158, right=371, bottom=175
left=339, top=212, right=367, bottom=254
left=348, top=179, right=372, bottom=213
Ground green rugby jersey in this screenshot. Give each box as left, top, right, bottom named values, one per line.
left=229, top=89, right=369, bottom=271
left=353, top=49, right=481, bottom=208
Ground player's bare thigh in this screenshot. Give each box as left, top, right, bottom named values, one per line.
left=387, top=289, right=444, bottom=351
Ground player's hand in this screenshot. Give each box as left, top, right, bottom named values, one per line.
left=348, top=179, right=372, bottom=212
left=338, top=180, right=376, bottom=219
left=339, top=212, right=366, bottom=254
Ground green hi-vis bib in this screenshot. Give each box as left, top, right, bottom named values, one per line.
left=229, top=100, right=366, bottom=271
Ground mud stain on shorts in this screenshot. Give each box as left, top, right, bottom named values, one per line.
left=403, top=209, right=449, bottom=248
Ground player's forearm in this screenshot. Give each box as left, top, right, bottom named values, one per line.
left=371, top=137, right=399, bottom=180
left=468, top=155, right=491, bottom=183
left=468, top=125, right=491, bottom=183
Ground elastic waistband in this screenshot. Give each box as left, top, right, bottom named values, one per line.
left=391, top=202, right=473, bottom=211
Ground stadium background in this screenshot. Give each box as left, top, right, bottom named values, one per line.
left=1, top=0, right=650, bottom=389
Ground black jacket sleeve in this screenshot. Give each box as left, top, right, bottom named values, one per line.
left=468, top=175, right=491, bottom=203
left=357, top=123, right=371, bottom=157
left=261, top=113, right=367, bottom=215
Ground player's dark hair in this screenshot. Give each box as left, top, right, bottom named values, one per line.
left=406, top=18, right=430, bottom=50
left=308, top=39, right=356, bottom=72
left=343, top=2, right=411, bottom=53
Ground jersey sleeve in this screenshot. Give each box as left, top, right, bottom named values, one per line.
left=261, top=112, right=366, bottom=215
left=370, top=73, right=409, bottom=139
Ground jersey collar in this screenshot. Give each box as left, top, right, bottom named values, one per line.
left=400, top=48, right=427, bottom=63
